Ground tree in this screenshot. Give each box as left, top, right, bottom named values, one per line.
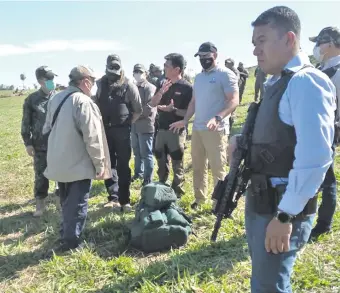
left=308, top=55, right=319, bottom=67
left=20, top=73, right=26, bottom=88
left=33, top=83, right=38, bottom=90
left=9, top=85, right=14, bottom=90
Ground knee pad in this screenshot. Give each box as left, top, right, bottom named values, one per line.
left=170, top=148, right=184, bottom=161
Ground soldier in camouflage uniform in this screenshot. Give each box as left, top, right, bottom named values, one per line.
left=237, top=62, right=249, bottom=103
left=21, top=66, right=57, bottom=217
left=225, top=58, right=240, bottom=134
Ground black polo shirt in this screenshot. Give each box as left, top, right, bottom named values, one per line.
left=157, top=79, right=193, bottom=130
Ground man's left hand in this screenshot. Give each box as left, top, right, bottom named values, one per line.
left=207, top=117, right=219, bottom=131
left=158, top=99, right=175, bottom=112
left=265, top=217, right=292, bottom=254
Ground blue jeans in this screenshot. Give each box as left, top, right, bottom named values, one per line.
left=245, top=193, right=314, bottom=293
left=131, top=131, right=154, bottom=181
left=58, top=179, right=91, bottom=249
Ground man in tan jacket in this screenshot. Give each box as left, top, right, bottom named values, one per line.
left=43, top=65, right=111, bottom=253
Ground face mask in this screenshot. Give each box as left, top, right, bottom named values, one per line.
left=133, top=73, right=145, bottom=83
left=313, top=45, right=325, bottom=63
left=106, top=72, right=120, bottom=83
left=200, top=58, right=214, bottom=70
left=44, top=80, right=55, bottom=91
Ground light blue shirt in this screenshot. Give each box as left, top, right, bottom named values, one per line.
left=265, top=53, right=336, bottom=215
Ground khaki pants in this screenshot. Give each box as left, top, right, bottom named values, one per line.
left=154, top=129, right=186, bottom=193
left=191, top=130, right=228, bottom=203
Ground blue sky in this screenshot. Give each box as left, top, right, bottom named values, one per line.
left=1, top=0, right=339, bottom=88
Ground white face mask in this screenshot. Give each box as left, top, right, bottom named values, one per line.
left=133, top=73, right=145, bottom=83
left=313, top=45, right=325, bottom=63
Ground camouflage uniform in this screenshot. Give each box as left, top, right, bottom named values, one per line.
left=254, top=66, right=267, bottom=101
left=237, top=63, right=249, bottom=103
left=225, top=58, right=240, bottom=133
left=21, top=89, right=52, bottom=199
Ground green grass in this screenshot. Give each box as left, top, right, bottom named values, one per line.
left=0, top=76, right=339, bottom=293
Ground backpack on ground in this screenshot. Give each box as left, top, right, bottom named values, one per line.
left=129, top=182, right=192, bottom=253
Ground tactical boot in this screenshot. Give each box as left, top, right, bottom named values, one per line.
left=33, top=198, right=46, bottom=217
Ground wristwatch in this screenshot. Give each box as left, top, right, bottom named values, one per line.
left=215, top=115, right=223, bottom=123
left=275, top=210, right=294, bottom=224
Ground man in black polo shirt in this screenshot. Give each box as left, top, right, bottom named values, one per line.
left=149, top=53, right=192, bottom=196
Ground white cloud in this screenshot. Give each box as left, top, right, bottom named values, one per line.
left=0, top=40, right=128, bottom=57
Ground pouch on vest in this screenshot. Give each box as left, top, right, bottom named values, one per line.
left=250, top=173, right=278, bottom=214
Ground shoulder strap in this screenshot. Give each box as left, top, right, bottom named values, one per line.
left=322, top=64, right=340, bottom=79
left=51, top=91, right=77, bottom=128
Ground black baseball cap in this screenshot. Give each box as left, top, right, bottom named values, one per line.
left=194, top=42, right=217, bottom=57
left=35, top=66, right=57, bottom=80
left=106, top=54, right=122, bottom=75
left=309, top=26, right=340, bottom=46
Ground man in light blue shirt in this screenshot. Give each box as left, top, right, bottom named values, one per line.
left=242, top=6, right=336, bottom=293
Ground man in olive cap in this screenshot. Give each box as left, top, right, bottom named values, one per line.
left=94, top=54, right=142, bottom=212
left=309, top=26, right=340, bottom=240
left=43, top=65, right=112, bottom=253
left=21, top=66, right=57, bottom=217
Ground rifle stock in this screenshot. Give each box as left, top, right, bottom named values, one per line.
left=211, top=102, right=260, bottom=242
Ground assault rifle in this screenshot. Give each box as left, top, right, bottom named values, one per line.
left=211, top=102, right=260, bottom=242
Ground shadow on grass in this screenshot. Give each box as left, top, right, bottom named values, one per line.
left=0, top=199, right=34, bottom=214
left=95, top=234, right=248, bottom=293
left=0, top=201, right=120, bottom=281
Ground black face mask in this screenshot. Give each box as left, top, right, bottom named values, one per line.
left=106, top=72, right=120, bottom=83
left=200, top=58, right=214, bottom=70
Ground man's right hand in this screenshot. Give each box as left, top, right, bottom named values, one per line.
left=159, top=79, right=172, bottom=95
left=169, top=120, right=186, bottom=134
left=26, top=146, right=35, bottom=157
left=96, top=170, right=105, bottom=180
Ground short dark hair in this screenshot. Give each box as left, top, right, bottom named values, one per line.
left=164, top=53, right=186, bottom=73
left=252, top=6, right=301, bottom=38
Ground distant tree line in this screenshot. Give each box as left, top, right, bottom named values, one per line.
left=0, top=84, right=15, bottom=90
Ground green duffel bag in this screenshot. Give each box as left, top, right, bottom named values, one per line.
left=140, top=182, right=177, bottom=211
left=141, top=224, right=190, bottom=253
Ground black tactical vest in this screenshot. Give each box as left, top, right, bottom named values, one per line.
left=97, top=76, right=131, bottom=127
left=249, top=66, right=310, bottom=177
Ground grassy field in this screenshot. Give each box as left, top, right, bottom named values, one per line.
left=0, top=76, right=339, bottom=293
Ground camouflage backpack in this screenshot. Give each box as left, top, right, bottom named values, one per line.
left=129, top=182, right=192, bottom=253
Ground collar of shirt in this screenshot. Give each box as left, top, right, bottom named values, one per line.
left=320, top=55, right=340, bottom=70
left=38, top=88, right=49, bottom=99
left=264, top=52, right=311, bottom=88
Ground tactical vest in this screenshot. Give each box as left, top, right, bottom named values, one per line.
left=97, top=76, right=131, bottom=127
left=249, top=67, right=310, bottom=177
left=321, top=64, right=340, bottom=145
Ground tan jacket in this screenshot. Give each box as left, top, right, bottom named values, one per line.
left=43, top=86, right=112, bottom=182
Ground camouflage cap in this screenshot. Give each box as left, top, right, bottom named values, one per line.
left=133, top=64, right=146, bottom=73
left=153, top=65, right=162, bottom=72
left=69, top=65, right=97, bottom=81
left=309, top=26, right=340, bottom=45
left=106, top=54, right=122, bottom=75
left=35, top=66, right=57, bottom=80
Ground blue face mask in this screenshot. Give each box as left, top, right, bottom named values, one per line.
left=44, top=80, right=55, bottom=91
